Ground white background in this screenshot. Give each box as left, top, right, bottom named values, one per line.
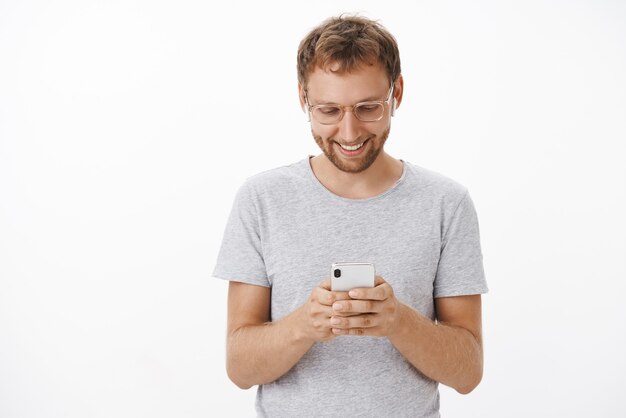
left=1, top=1, right=625, bottom=417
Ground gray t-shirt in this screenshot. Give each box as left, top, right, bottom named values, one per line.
left=213, top=156, right=488, bottom=418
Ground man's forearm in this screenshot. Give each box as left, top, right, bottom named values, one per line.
left=227, top=306, right=314, bottom=389
left=388, top=303, right=483, bottom=394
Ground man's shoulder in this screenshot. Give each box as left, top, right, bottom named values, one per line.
left=238, top=158, right=309, bottom=200
left=403, top=161, right=469, bottom=200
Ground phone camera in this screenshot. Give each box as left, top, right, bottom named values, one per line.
left=334, top=269, right=341, bottom=278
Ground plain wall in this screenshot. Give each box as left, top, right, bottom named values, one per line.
left=1, top=1, right=625, bottom=417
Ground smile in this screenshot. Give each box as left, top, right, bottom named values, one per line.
left=339, top=141, right=365, bottom=151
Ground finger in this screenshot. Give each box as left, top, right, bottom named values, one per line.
left=315, top=280, right=333, bottom=306
left=319, top=280, right=331, bottom=290
left=332, top=291, right=352, bottom=301
left=316, top=303, right=333, bottom=316
left=315, top=287, right=334, bottom=306
left=317, top=288, right=351, bottom=306
left=332, top=327, right=367, bottom=336
left=333, top=311, right=361, bottom=317
left=330, top=314, right=378, bottom=329
left=346, top=276, right=388, bottom=300
left=348, top=283, right=392, bottom=301
left=332, top=299, right=379, bottom=314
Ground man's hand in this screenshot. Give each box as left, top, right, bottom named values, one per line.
left=329, top=275, right=401, bottom=337
left=299, top=280, right=350, bottom=342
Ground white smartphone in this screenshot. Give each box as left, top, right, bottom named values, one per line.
left=330, top=262, right=375, bottom=292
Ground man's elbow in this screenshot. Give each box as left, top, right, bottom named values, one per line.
left=226, top=331, right=255, bottom=389
left=229, top=376, right=254, bottom=390
left=226, top=364, right=254, bottom=390
left=456, top=383, right=477, bottom=395
left=456, top=341, right=484, bottom=395
left=455, top=371, right=483, bottom=395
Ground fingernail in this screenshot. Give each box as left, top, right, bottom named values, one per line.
left=349, top=290, right=358, bottom=298
left=333, top=303, right=343, bottom=311
left=330, top=317, right=341, bottom=325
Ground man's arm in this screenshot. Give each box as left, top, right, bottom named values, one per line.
left=330, top=277, right=484, bottom=394
left=388, top=295, right=483, bottom=394
left=226, top=280, right=343, bottom=389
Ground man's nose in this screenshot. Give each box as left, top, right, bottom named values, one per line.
left=338, top=109, right=361, bottom=142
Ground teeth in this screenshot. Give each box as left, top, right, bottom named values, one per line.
left=340, top=142, right=364, bottom=151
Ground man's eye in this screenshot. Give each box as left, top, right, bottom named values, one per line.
left=317, top=107, right=341, bottom=115
left=358, top=104, right=380, bottom=113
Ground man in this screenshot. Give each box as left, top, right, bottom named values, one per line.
left=213, top=15, right=488, bottom=417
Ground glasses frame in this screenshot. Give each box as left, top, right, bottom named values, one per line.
left=304, top=82, right=395, bottom=125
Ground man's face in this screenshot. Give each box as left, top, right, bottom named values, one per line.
left=302, top=63, right=394, bottom=174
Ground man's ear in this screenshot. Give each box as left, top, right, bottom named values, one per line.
left=297, top=84, right=306, bottom=111
left=392, top=74, right=404, bottom=116
left=298, top=84, right=310, bottom=121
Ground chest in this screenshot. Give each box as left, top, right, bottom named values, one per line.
left=260, top=200, right=443, bottom=320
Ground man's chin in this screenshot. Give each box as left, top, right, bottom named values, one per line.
left=313, top=129, right=388, bottom=174
left=326, top=148, right=380, bottom=174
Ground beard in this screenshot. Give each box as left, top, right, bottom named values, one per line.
left=312, top=127, right=390, bottom=174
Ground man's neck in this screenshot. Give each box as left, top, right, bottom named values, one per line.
left=310, top=152, right=404, bottom=199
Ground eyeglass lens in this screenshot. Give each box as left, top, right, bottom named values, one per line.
left=312, top=103, right=384, bottom=124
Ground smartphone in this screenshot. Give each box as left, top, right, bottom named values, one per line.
left=330, top=262, right=375, bottom=292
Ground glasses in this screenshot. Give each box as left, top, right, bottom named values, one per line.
left=304, top=84, right=394, bottom=125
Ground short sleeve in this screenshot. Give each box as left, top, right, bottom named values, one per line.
left=434, top=191, right=488, bottom=298
left=212, top=181, right=270, bottom=287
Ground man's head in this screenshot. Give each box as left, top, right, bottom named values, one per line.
left=297, top=15, right=403, bottom=173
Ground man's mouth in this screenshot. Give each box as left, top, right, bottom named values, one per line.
left=339, top=141, right=365, bottom=151
left=335, top=139, right=369, bottom=157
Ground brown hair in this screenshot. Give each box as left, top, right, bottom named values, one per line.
left=297, top=14, right=401, bottom=88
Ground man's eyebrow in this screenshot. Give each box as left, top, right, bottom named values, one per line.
left=309, top=93, right=385, bottom=105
